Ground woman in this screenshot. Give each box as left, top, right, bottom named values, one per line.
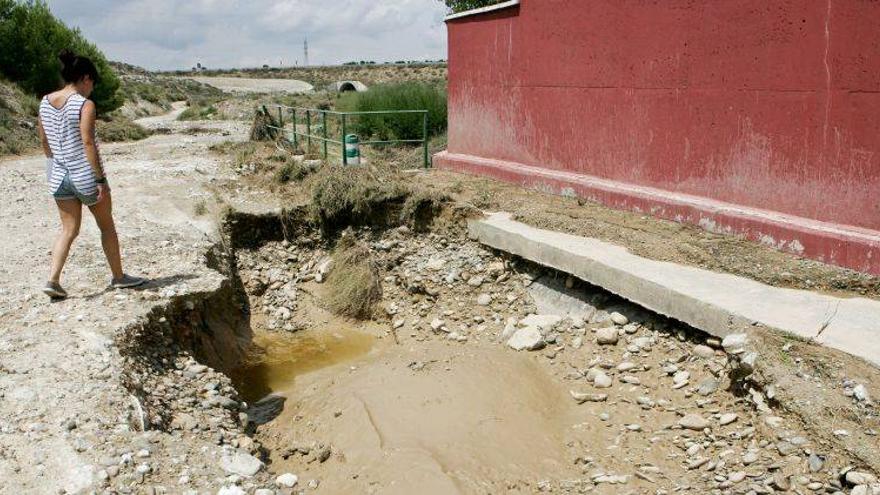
left=37, top=50, right=144, bottom=299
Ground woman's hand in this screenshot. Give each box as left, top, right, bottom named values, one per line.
left=96, top=183, right=111, bottom=203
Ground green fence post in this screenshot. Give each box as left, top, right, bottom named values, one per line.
left=306, top=110, right=312, bottom=153
left=422, top=111, right=429, bottom=168
left=291, top=108, right=298, bottom=150
left=341, top=113, right=348, bottom=166
left=322, top=111, right=328, bottom=159
left=277, top=106, right=283, bottom=128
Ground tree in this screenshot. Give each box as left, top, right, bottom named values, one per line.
left=0, top=1, right=122, bottom=113
left=440, top=0, right=503, bottom=13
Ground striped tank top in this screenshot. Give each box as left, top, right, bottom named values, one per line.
left=39, top=93, right=97, bottom=196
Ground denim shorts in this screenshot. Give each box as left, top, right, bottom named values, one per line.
left=53, top=171, right=99, bottom=206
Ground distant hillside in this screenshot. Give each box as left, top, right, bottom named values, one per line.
left=0, top=78, right=39, bottom=155
left=111, top=62, right=223, bottom=119
left=170, top=63, right=448, bottom=90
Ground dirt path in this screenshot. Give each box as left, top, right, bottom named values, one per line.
left=189, top=76, right=314, bottom=94
left=0, top=114, right=250, bottom=494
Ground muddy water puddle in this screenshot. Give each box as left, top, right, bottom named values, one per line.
left=230, top=325, right=379, bottom=405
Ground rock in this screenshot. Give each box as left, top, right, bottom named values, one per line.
left=609, top=312, right=628, bottom=325
left=519, top=314, right=563, bottom=331
left=808, top=454, right=824, bottom=473
left=722, top=333, right=748, bottom=354
left=697, top=378, right=719, bottom=396
left=742, top=452, right=758, bottom=465
left=593, top=372, right=613, bottom=389
left=719, top=413, right=738, bottom=426
left=507, top=327, right=545, bottom=351
left=276, top=473, right=299, bottom=488
left=255, top=490, right=275, bottom=495
left=596, top=327, right=619, bottom=345
left=570, top=390, right=608, bottom=403
left=220, top=451, right=263, bottom=477
left=776, top=441, right=797, bottom=456
left=467, top=275, right=484, bottom=287
left=476, top=293, right=492, bottom=306
left=672, top=371, right=690, bottom=388
left=728, top=471, right=747, bottom=483
left=693, top=345, right=715, bottom=359
left=678, top=414, right=709, bottom=431
left=853, top=384, right=871, bottom=403
left=217, top=487, right=246, bottom=495
left=846, top=472, right=878, bottom=486
left=430, top=319, right=445, bottom=331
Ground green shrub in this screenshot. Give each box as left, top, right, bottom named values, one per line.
left=338, top=82, right=447, bottom=141
left=0, top=1, right=122, bottom=113
left=96, top=115, right=152, bottom=142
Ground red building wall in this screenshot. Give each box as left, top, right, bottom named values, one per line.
left=436, top=0, right=880, bottom=274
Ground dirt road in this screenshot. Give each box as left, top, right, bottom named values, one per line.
left=0, top=111, right=250, bottom=494
left=190, top=76, right=314, bottom=94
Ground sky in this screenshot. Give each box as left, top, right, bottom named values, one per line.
left=46, top=0, right=450, bottom=71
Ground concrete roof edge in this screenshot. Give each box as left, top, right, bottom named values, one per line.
left=444, top=0, right=520, bottom=22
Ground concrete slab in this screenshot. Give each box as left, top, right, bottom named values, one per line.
left=470, top=213, right=880, bottom=366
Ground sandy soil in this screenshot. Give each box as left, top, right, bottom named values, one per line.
left=411, top=171, right=880, bottom=300
left=190, top=76, right=314, bottom=94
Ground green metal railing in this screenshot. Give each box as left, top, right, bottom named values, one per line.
left=263, top=105, right=431, bottom=168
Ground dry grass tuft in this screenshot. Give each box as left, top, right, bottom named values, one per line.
left=324, top=233, right=382, bottom=319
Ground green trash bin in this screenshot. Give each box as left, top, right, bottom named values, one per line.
left=344, top=134, right=360, bottom=166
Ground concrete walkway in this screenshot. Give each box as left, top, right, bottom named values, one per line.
left=470, top=213, right=880, bottom=367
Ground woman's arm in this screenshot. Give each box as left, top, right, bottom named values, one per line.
left=79, top=100, right=110, bottom=202
left=37, top=118, right=52, bottom=158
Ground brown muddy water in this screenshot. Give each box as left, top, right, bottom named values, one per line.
left=229, top=326, right=379, bottom=405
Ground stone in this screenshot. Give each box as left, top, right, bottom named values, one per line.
left=217, top=487, right=246, bottom=495
left=596, top=327, right=619, bottom=345
left=476, top=293, right=492, bottom=306
left=570, top=391, right=608, bottom=403
left=609, top=312, right=628, bottom=325
left=808, top=454, right=824, bottom=473
left=276, top=473, right=299, bottom=488
left=693, top=345, right=715, bottom=359
left=519, top=314, right=563, bottom=330
left=776, top=441, right=797, bottom=456
left=719, top=413, right=738, bottom=426
left=742, top=452, right=758, bottom=465
left=678, top=414, right=709, bottom=431
left=722, top=333, right=748, bottom=354
left=467, top=275, right=485, bottom=287
left=507, top=327, right=545, bottom=351
left=220, top=451, right=263, bottom=477
left=697, top=378, right=719, bottom=396
left=728, top=471, right=747, bottom=483
left=430, top=319, right=445, bottom=331
left=846, top=472, right=878, bottom=486
left=593, top=372, right=613, bottom=389
left=672, top=371, right=690, bottom=387
left=853, top=384, right=871, bottom=403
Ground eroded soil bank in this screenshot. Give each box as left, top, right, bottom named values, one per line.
left=204, top=210, right=880, bottom=495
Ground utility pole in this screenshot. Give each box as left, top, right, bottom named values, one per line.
left=304, top=37, right=309, bottom=67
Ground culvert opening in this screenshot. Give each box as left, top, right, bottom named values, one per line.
left=118, top=204, right=877, bottom=493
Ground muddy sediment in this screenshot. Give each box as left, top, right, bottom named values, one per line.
left=114, top=203, right=880, bottom=494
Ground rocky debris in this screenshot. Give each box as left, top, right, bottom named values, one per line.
left=507, top=327, right=545, bottom=351
left=276, top=472, right=299, bottom=487
left=596, top=327, right=619, bottom=345
left=220, top=450, right=263, bottom=476
left=678, top=414, right=709, bottom=431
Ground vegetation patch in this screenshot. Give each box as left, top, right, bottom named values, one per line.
left=338, top=82, right=447, bottom=140
left=97, top=115, right=152, bottom=142
left=323, top=233, right=382, bottom=319
left=309, top=165, right=408, bottom=234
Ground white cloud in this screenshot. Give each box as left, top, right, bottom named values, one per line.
left=46, top=0, right=449, bottom=70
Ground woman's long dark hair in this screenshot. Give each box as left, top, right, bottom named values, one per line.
left=59, top=49, right=98, bottom=84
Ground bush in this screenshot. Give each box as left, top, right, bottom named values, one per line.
left=0, top=1, right=122, bottom=113
left=324, top=234, right=382, bottom=319
left=96, top=115, right=152, bottom=142
left=338, top=82, right=447, bottom=141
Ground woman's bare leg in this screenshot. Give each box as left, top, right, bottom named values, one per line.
left=49, top=199, right=82, bottom=283
left=87, top=193, right=124, bottom=280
